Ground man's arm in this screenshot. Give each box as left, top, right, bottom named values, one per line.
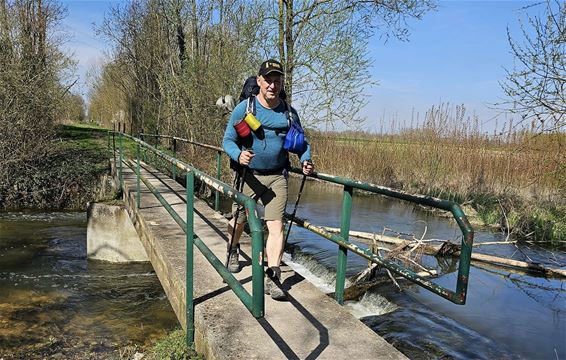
left=222, top=102, right=246, bottom=162
left=291, top=109, right=314, bottom=174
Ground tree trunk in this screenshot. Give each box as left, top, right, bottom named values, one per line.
left=278, top=0, right=284, bottom=64
left=174, top=1, right=185, bottom=67
left=284, top=0, right=293, bottom=103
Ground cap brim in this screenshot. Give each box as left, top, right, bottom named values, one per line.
left=261, top=69, right=284, bottom=76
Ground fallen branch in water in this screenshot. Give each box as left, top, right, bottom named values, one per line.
left=335, top=266, right=438, bottom=301
left=322, top=226, right=566, bottom=279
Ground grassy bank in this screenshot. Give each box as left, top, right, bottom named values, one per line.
left=0, top=123, right=116, bottom=210
left=309, top=130, right=566, bottom=242
left=143, top=330, right=202, bottom=360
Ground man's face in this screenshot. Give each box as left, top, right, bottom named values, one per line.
left=257, top=74, right=283, bottom=102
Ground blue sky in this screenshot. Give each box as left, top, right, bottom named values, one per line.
left=364, top=0, right=542, bottom=133
left=60, top=0, right=542, bottom=133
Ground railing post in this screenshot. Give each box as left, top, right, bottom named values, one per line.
left=186, top=171, right=195, bottom=345
left=172, top=138, right=177, bottom=180
left=453, top=204, right=474, bottom=303
left=335, top=185, right=353, bottom=304
left=118, top=132, right=123, bottom=190
left=248, top=202, right=265, bottom=318
left=136, top=143, right=141, bottom=208
left=215, top=150, right=222, bottom=211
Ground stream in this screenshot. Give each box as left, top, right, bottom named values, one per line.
left=1, top=178, right=564, bottom=359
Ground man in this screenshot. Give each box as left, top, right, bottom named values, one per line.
left=222, top=59, right=314, bottom=300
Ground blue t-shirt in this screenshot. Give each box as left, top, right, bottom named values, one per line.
left=223, top=97, right=311, bottom=171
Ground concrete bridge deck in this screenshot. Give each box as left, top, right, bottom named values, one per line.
left=117, top=157, right=406, bottom=359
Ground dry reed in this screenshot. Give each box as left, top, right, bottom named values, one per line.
left=309, top=103, right=566, bottom=240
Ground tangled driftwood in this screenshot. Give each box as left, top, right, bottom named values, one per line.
left=322, top=227, right=566, bottom=279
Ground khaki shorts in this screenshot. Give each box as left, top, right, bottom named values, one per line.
left=232, top=172, right=288, bottom=224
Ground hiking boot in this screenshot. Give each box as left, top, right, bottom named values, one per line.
left=227, top=247, right=240, bottom=273
left=264, top=267, right=287, bottom=301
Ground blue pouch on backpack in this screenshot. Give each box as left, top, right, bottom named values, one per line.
left=283, top=114, right=306, bottom=154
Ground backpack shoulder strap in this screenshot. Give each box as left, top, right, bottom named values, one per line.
left=246, top=95, right=256, bottom=115
left=282, top=100, right=293, bottom=128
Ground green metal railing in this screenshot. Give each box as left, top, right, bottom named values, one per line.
left=112, top=132, right=265, bottom=345
left=128, top=132, right=475, bottom=305
left=140, top=133, right=224, bottom=212
left=287, top=168, right=474, bottom=305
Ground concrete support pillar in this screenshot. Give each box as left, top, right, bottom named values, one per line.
left=87, top=202, right=149, bottom=262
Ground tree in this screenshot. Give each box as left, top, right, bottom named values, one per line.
left=91, top=0, right=436, bottom=137
left=59, top=92, right=86, bottom=123
left=498, top=0, right=565, bottom=132
left=253, top=0, right=436, bottom=129
left=0, top=0, right=71, bottom=169
left=92, top=0, right=263, bottom=143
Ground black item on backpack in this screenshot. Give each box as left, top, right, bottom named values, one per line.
left=239, top=76, right=259, bottom=103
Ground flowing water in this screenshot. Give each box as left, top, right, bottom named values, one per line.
left=283, top=179, right=566, bottom=360
left=0, top=212, right=178, bottom=359
left=1, top=179, right=565, bottom=359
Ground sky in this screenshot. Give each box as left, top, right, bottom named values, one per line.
left=59, top=0, right=544, bottom=133
left=363, top=0, right=544, bottom=134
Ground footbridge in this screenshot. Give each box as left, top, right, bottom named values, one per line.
left=107, top=131, right=474, bottom=359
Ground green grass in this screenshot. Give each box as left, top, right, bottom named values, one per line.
left=0, top=123, right=117, bottom=210
left=146, top=330, right=202, bottom=360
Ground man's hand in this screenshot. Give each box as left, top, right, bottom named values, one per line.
left=239, top=150, right=255, bottom=166
left=302, top=160, right=314, bottom=175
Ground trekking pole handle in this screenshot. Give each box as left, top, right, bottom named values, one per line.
left=239, top=148, right=254, bottom=166
left=302, top=160, right=314, bottom=174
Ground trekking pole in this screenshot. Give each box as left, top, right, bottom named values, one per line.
left=284, top=162, right=311, bottom=245
left=224, top=150, right=253, bottom=268
left=225, top=166, right=246, bottom=268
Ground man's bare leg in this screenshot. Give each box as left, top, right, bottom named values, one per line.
left=264, top=219, right=286, bottom=300
left=265, top=220, right=284, bottom=267
left=227, top=219, right=245, bottom=272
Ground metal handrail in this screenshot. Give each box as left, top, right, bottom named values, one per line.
left=139, top=133, right=224, bottom=211
left=111, top=132, right=265, bottom=345
left=121, top=132, right=475, bottom=305
left=287, top=167, right=474, bottom=305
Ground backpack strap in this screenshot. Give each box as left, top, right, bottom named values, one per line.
left=282, top=100, right=294, bottom=129
left=246, top=95, right=256, bottom=116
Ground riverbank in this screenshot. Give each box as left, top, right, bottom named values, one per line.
left=111, top=330, right=202, bottom=360
left=309, top=132, right=566, bottom=243
left=0, top=123, right=116, bottom=210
